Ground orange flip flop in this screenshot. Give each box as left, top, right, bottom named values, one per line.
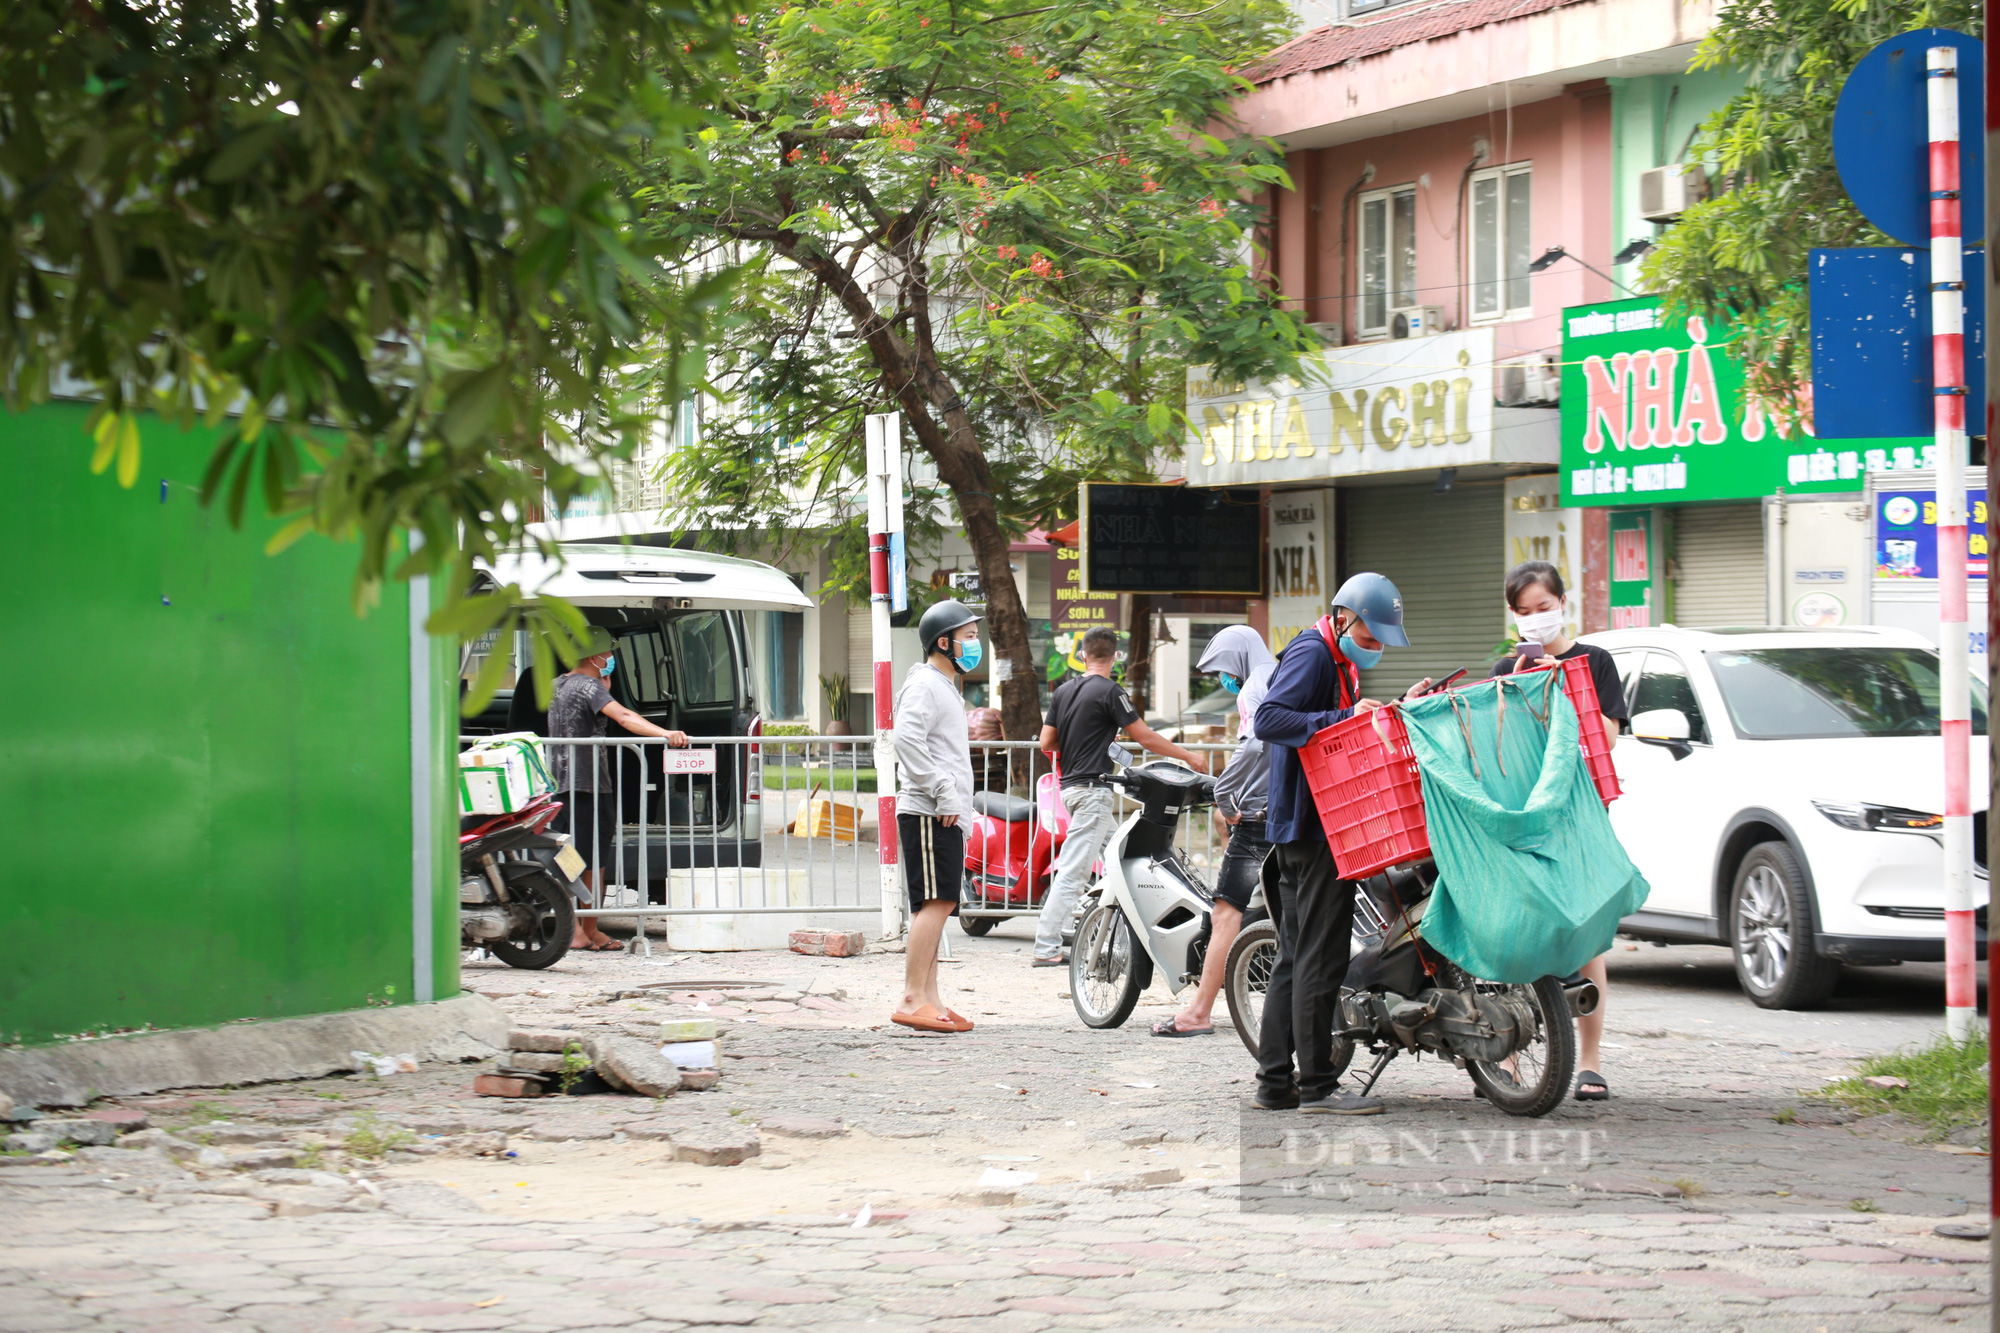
left=891, top=1006, right=959, bottom=1033
left=945, top=1009, right=975, bottom=1032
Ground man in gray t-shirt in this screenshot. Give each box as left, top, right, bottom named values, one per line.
left=548, top=628, right=689, bottom=951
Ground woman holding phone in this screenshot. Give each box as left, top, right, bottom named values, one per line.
left=1490, top=560, right=1628, bottom=1101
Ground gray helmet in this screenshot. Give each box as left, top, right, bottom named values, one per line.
left=1331, top=572, right=1409, bottom=648
left=916, top=598, right=982, bottom=659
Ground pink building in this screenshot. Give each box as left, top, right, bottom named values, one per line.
left=1188, top=0, right=1717, bottom=674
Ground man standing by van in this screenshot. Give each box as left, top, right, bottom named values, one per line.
left=550, top=628, right=688, bottom=952
left=891, top=599, right=983, bottom=1033
left=1033, top=626, right=1207, bottom=967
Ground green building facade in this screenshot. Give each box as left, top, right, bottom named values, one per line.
left=2, top=402, right=458, bottom=1046
left=1608, top=66, right=1749, bottom=262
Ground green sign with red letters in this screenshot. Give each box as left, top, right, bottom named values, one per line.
left=1559, top=297, right=1929, bottom=506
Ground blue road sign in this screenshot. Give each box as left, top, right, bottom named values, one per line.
left=1831, top=28, right=1983, bottom=249
left=1810, top=246, right=1986, bottom=438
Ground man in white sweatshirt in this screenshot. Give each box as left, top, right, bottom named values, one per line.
left=890, top=598, right=983, bottom=1033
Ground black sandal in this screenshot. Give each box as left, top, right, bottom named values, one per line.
left=1574, top=1070, right=1609, bottom=1101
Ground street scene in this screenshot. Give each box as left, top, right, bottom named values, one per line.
left=6, top=0, right=2000, bottom=1328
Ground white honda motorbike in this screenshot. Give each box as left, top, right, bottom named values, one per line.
left=1068, top=759, right=1230, bottom=1028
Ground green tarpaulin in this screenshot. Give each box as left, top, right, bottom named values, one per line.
left=1398, top=671, right=1649, bottom=983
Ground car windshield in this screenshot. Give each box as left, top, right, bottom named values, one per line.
left=1704, top=647, right=1988, bottom=740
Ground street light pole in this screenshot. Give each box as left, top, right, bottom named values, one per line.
left=866, top=413, right=904, bottom=941
left=1928, top=45, right=1978, bottom=1049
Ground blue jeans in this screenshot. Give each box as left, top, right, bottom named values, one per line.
left=1034, top=784, right=1118, bottom=959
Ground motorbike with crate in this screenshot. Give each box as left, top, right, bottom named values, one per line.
left=1220, top=657, right=1619, bottom=1119
left=458, top=794, right=585, bottom=969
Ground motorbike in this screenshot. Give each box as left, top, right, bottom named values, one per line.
left=459, top=793, right=584, bottom=969
left=1224, top=863, right=1599, bottom=1118
left=961, top=770, right=1071, bottom=934
left=1068, top=760, right=1236, bottom=1028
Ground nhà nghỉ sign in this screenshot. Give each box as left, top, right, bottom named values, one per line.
left=1183, top=330, right=1500, bottom=485
left=1560, top=297, right=1932, bottom=505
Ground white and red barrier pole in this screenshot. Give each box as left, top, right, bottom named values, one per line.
left=866, top=412, right=905, bottom=940
left=1981, top=5, right=1998, bottom=1285
left=1929, top=45, right=1978, bottom=1049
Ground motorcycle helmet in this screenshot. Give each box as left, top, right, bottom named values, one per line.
left=1331, top=572, right=1410, bottom=648
left=916, top=598, right=983, bottom=672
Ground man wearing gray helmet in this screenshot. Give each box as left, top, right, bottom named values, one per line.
left=1254, top=574, right=1430, bottom=1115
left=889, top=598, right=984, bottom=1032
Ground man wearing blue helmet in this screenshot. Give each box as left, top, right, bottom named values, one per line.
left=1253, top=572, right=1430, bottom=1115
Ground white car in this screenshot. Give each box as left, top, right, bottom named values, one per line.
left=1583, top=625, right=1989, bottom=1009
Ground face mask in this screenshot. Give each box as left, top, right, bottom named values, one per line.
left=599, top=654, right=616, bottom=677
left=1218, top=673, right=1241, bottom=695
left=954, top=637, right=984, bottom=674
left=1339, top=636, right=1383, bottom=670
left=1514, top=606, right=1566, bottom=647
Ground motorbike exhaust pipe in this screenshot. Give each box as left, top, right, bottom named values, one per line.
left=1563, top=977, right=1600, bottom=1017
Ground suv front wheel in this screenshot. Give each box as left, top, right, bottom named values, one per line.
left=1730, top=840, right=1840, bottom=1010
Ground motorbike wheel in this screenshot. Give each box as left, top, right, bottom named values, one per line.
left=1070, top=901, right=1152, bottom=1029
left=1464, top=976, right=1576, bottom=1118
left=960, top=916, right=998, bottom=937
left=1225, top=918, right=1279, bottom=1059
left=487, top=870, right=576, bottom=971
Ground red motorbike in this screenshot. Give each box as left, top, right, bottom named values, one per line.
left=460, top=794, right=582, bottom=969
left=961, top=771, right=1101, bottom=936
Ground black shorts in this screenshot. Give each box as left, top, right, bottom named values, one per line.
left=1213, top=818, right=1272, bottom=912
left=899, top=813, right=963, bottom=911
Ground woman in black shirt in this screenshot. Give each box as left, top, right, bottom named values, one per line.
left=1491, top=561, right=1626, bottom=1102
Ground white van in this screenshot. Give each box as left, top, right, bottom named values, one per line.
left=468, top=543, right=813, bottom=872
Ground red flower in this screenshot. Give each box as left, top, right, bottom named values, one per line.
left=1009, top=44, right=1024, bottom=57
left=920, top=16, right=930, bottom=25
left=997, top=245, right=1017, bottom=259
left=1141, top=179, right=1158, bottom=193
left=1117, top=155, right=1129, bottom=166
left=1046, top=68, right=1060, bottom=79
left=787, top=147, right=803, bottom=162
left=1029, top=254, right=1053, bottom=277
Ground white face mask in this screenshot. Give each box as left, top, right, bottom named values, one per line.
left=1514, top=606, right=1567, bottom=646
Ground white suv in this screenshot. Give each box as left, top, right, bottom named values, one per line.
left=1583, top=625, right=1990, bottom=1009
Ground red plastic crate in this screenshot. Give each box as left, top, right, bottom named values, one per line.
left=1299, top=707, right=1431, bottom=881
left=1299, top=656, right=1621, bottom=880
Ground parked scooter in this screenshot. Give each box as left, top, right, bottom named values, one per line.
left=961, top=770, right=1074, bottom=934
left=1224, top=863, right=1597, bottom=1118
left=1068, top=759, right=1233, bottom=1028
left=460, top=794, right=583, bottom=969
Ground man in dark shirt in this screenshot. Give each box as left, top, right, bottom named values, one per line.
left=1031, top=626, right=1206, bottom=966
left=1254, top=573, right=1429, bottom=1115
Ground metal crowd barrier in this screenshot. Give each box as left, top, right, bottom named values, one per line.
left=457, top=733, right=1245, bottom=939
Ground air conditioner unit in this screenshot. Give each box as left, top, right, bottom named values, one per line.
left=1306, top=321, right=1344, bottom=346
left=1388, top=306, right=1443, bottom=339
left=1496, top=358, right=1561, bottom=407
left=1638, top=163, right=1707, bottom=224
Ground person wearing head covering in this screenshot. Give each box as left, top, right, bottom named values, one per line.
left=1154, top=625, right=1278, bottom=1038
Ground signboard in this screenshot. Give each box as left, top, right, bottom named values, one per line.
left=1808, top=247, right=1986, bottom=438
left=1609, top=511, right=1654, bottom=628
left=1080, top=483, right=1263, bottom=596
left=1831, top=27, right=1984, bottom=249
left=1504, top=477, right=1583, bottom=642
left=1874, top=488, right=1991, bottom=578
left=1560, top=297, right=1932, bottom=506
left=1049, top=543, right=1122, bottom=681
left=1184, top=329, right=1523, bottom=486
left=1267, top=490, right=1331, bottom=653
left=662, top=749, right=719, bottom=775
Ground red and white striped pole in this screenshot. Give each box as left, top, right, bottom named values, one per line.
left=1930, top=45, right=1978, bottom=1048
left=1981, top=4, right=1998, bottom=1283
left=866, top=412, right=904, bottom=940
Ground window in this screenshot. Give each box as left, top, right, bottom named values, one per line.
left=1358, top=185, right=1417, bottom=336
left=1703, top=647, right=1988, bottom=741
left=617, top=625, right=674, bottom=708
left=671, top=612, right=738, bottom=708
left=1629, top=651, right=1710, bottom=745
left=1469, top=164, right=1532, bottom=321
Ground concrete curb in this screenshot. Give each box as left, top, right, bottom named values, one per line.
left=0, top=993, right=509, bottom=1109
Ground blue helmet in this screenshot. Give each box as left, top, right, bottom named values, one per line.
left=1332, top=572, right=1409, bottom=648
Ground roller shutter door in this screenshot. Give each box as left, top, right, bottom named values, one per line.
left=1341, top=481, right=1507, bottom=699
left=1671, top=504, right=1765, bottom=627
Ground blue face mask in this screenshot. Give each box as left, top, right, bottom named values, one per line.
left=599, top=654, right=616, bottom=677
left=1339, top=635, right=1383, bottom=670
left=1218, top=673, right=1241, bottom=694
left=954, top=637, right=984, bottom=673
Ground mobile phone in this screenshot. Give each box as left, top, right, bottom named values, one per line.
left=1430, top=668, right=1468, bottom=694
left=1514, top=640, right=1544, bottom=660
